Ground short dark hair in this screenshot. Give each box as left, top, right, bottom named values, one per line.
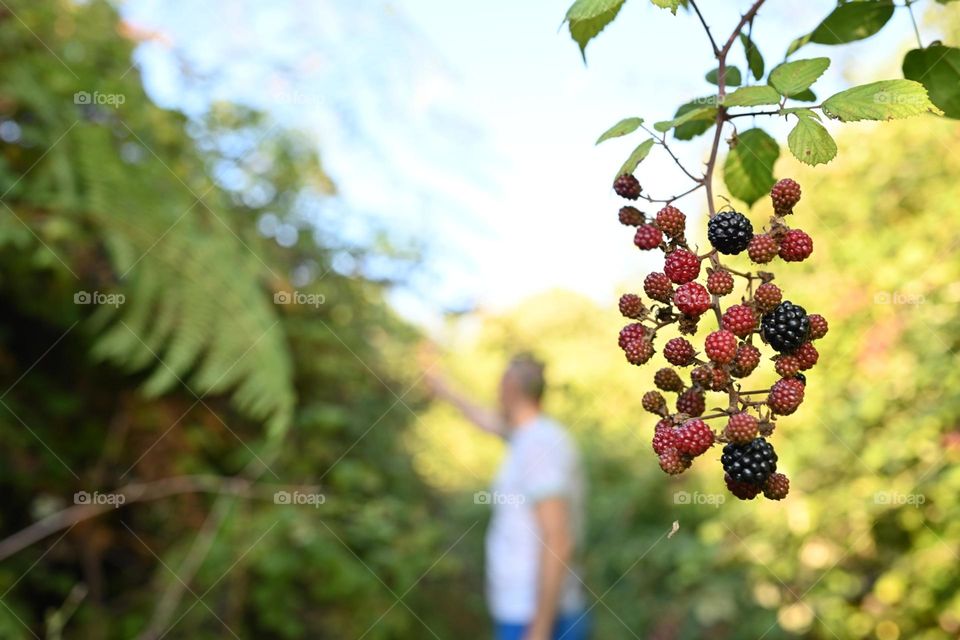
left=507, top=353, right=546, bottom=401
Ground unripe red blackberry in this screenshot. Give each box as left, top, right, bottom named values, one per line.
left=676, top=388, right=705, bottom=416
left=771, top=178, right=801, bottom=214
left=767, top=377, right=805, bottom=415
left=643, top=272, right=673, bottom=303
left=623, top=338, right=655, bottom=365
left=731, top=343, right=761, bottom=377
left=721, top=304, right=757, bottom=338
left=655, top=417, right=673, bottom=431
left=634, top=224, right=663, bottom=250
left=724, top=413, right=759, bottom=444
left=709, top=366, right=730, bottom=391
left=618, top=205, right=645, bottom=226
left=747, top=234, right=779, bottom=264
left=619, top=293, right=646, bottom=319
left=794, top=342, right=819, bottom=370
left=664, top=248, right=701, bottom=284
left=725, top=472, right=761, bottom=500
left=614, top=173, right=642, bottom=199
left=707, top=211, right=754, bottom=255
left=721, top=437, right=778, bottom=486
left=690, top=365, right=712, bottom=388
left=643, top=390, right=667, bottom=415
left=664, top=337, right=696, bottom=366
left=654, top=367, right=684, bottom=392
left=704, top=330, right=738, bottom=365
left=763, top=472, right=790, bottom=500
left=774, top=355, right=801, bottom=378
left=807, top=314, right=828, bottom=340
left=707, top=270, right=734, bottom=296
left=655, top=205, right=686, bottom=238
left=778, top=229, right=813, bottom=262
left=753, top=282, right=782, bottom=314
left=674, top=418, right=714, bottom=457
left=618, top=322, right=647, bottom=349
left=659, top=449, right=691, bottom=475
left=674, top=282, right=711, bottom=317
left=652, top=425, right=678, bottom=455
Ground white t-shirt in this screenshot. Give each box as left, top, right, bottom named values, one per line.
left=485, top=415, right=586, bottom=623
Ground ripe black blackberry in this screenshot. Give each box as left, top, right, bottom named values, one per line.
left=707, top=211, right=754, bottom=255
left=721, top=437, right=778, bottom=487
left=771, top=178, right=801, bottom=214
left=614, top=174, right=642, bottom=199
left=761, top=301, right=810, bottom=353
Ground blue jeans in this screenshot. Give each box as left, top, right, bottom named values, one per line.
left=494, top=610, right=590, bottom=640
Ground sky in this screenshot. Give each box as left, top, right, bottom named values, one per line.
left=119, top=0, right=931, bottom=327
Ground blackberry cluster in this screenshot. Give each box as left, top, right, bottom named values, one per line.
left=610, top=178, right=827, bottom=502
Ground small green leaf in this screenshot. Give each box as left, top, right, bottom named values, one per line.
left=596, top=117, right=644, bottom=144
left=822, top=80, right=943, bottom=122
left=787, top=115, right=837, bottom=166
left=722, top=86, right=781, bottom=107
left=617, top=139, right=656, bottom=178
left=786, top=34, right=812, bottom=58
left=903, top=46, right=960, bottom=119
left=740, top=33, right=764, bottom=81
left=768, top=58, right=830, bottom=97
left=650, top=0, right=681, bottom=14
left=791, top=88, right=817, bottom=103
left=654, top=106, right=716, bottom=133
left=810, top=0, right=895, bottom=45
left=672, top=97, right=717, bottom=140
left=723, top=128, right=779, bottom=207
left=781, top=107, right=821, bottom=120
left=565, top=0, right=626, bottom=61
left=706, top=66, right=742, bottom=87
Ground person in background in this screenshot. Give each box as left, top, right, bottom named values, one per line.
left=424, top=353, right=590, bottom=640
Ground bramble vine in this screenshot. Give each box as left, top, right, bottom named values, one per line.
left=567, top=0, right=954, bottom=500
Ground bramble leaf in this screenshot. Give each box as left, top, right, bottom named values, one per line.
left=822, top=80, right=943, bottom=122
left=903, top=46, right=960, bottom=119
left=596, top=117, right=644, bottom=144
left=787, top=114, right=837, bottom=166
left=723, top=128, right=779, bottom=207
left=565, top=0, right=626, bottom=61
left=617, top=139, right=656, bottom=178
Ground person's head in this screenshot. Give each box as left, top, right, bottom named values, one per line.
left=498, top=353, right=546, bottom=428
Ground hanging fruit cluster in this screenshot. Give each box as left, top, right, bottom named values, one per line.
left=615, top=177, right=828, bottom=501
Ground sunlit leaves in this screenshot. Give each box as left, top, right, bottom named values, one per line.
left=617, top=139, right=656, bottom=178
left=654, top=106, right=716, bottom=133
left=596, top=117, right=644, bottom=144
left=723, top=128, right=779, bottom=207
left=822, top=80, right=942, bottom=122
left=706, top=66, right=741, bottom=87
left=787, top=1, right=894, bottom=56
left=769, top=58, right=830, bottom=97
left=787, top=111, right=837, bottom=166
left=903, top=46, right=960, bottom=119
left=740, top=33, right=764, bottom=81
left=722, top=86, right=781, bottom=108
left=650, top=0, right=681, bottom=14
left=672, top=97, right=717, bottom=140
left=565, top=0, right=626, bottom=61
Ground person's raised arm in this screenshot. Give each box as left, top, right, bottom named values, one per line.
left=420, top=357, right=506, bottom=437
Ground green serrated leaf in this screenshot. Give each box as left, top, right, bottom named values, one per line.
left=706, top=66, right=742, bottom=87
left=822, top=79, right=943, bottom=122
left=565, top=0, right=626, bottom=61
left=672, top=97, right=717, bottom=140
left=791, top=88, right=817, bottom=103
left=769, top=58, right=830, bottom=97
left=723, top=86, right=781, bottom=107
left=596, top=117, right=644, bottom=144
left=903, top=46, right=960, bottom=119
left=654, top=106, right=716, bottom=133
left=617, top=139, right=656, bottom=178
left=650, top=0, right=681, bottom=14
left=811, top=0, right=895, bottom=45
left=787, top=116, right=837, bottom=166
left=786, top=34, right=812, bottom=58
left=781, top=107, right=821, bottom=120
left=740, top=33, right=764, bottom=81
left=723, top=128, right=779, bottom=207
